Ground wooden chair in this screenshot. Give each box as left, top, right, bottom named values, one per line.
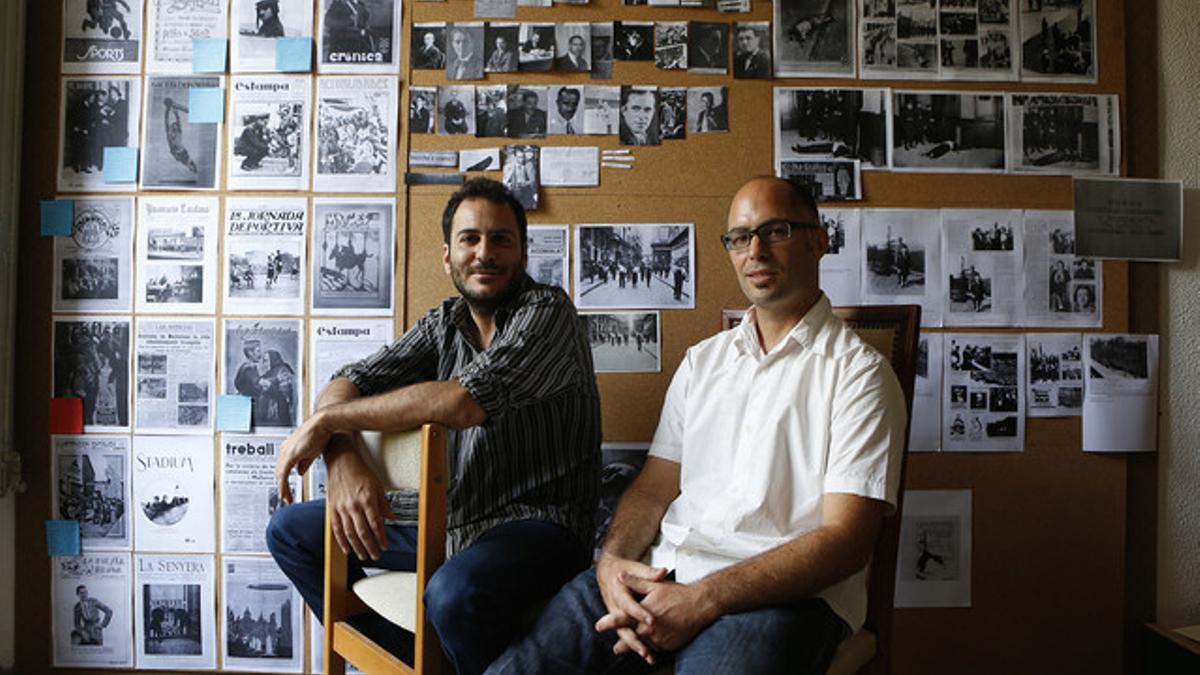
left=322, top=424, right=449, bottom=675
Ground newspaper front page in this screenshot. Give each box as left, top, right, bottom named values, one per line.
left=135, top=196, right=220, bottom=314
left=52, top=434, right=132, bottom=551
left=230, top=0, right=315, bottom=72
left=133, top=554, right=218, bottom=669
left=309, top=319, right=394, bottom=412
left=314, top=76, right=399, bottom=192
left=52, top=553, right=134, bottom=668
left=53, top=316, right=132, bottom=433
left=57, top=77, right=142, bottom=191
left=311, top=199, right=396, bottom=315
left=222, top=557, right=304, bottom=673
left=228, top=75, right=313, bottom=191
left=224, top=319, right=304, bottom=430
left=145, top=0, right=229, bottom=73
left=62, top=0, right=143, bottom=74
left=131, top=435, right=216, bottom=552
left=224, top=197, right=309, bottom=316
left=942, top=333, right=1026, bottom=452
left=53, top=196, right=135, bottom=313
left=141, top=76, right=224, bottom=190
left=221, top=436, right=301, bottom=554
left=134, top=318, right=216, bottom=434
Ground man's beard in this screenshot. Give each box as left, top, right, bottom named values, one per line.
left=450, top=262, right=527, bottom=316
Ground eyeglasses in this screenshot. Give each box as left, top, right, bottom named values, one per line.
left=719, top=219, right=817, bottom=251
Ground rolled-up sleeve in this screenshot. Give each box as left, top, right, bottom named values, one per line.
left=334, top=310, right=440, bottom=397
left=456, top=293, right=586, bottom=420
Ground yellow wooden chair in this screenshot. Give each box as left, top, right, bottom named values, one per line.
left=322, top=424, right=449, bottom=675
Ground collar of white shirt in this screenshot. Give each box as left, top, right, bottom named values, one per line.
left=734, top=293, right=833, bottom=359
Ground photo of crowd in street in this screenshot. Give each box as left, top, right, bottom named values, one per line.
left=575, top=224, right=695, bottom=309
left=578, top=311, right=661, bottom=373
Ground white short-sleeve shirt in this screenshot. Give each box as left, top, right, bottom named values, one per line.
left=648, top=295, right=907, bottom=632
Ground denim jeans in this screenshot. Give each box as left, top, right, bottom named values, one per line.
left=484, top=568, right=849, bottom=675
left=266, top=499, right=589, bottom=675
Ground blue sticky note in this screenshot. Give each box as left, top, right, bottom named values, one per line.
left=192, top=37, right=228, bottom=73
left=217, top=395, right=253, bottom=432
left=40, top=200, right=74, bottom=237
left=46, top=520, right=81, bottom=556
left=275, top=37, right=312, bottom=72
left=188, top=87, right=225, bottom=124
left=102, top=146, right=138, bottom=184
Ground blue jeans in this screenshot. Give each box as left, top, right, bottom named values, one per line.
left=484, top=568, right=849, bottom=675
left=266, top=499, right=589, bottom=675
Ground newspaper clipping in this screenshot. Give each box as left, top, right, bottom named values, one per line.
left=892, top=90, right=1007, bottom=172
left=860, top=209, right=943, bottom=327
left=939, top=0, right=1018, bottom=81
left=817, top=208, right=861, bottom=306
left=135, top=318, right=216, bottom=434
left=223, top=197, right=308, bottom=316
left=53, top=435, right=132, bottom=550
left=314, top=76, right=398, bottom=192
left=942, top=333, right=1026, bottom=452
left=132, top=435, right=216, bottom=552
left=145, top=0, right=228, bottom=73
left=62, top=0, right=142, bottom=74
left=575, top=224, right=695, bottom=310
left=1006, top=93, right=1119, bottom=175
left=859, top=0, right=936, bottom=79
left=1019, top=0, right=1096, bottom=82
left=310, top=319, right=393, bottom=410
left=136, top=196, right=219, bottom=314
left=579, top=311, right=661, bottom=373
left=910, top=333, right=944, bottom=453
left=1027, top=332, right=1083, bottom=418
left=224, top=319, right=303, bottom=430
left=941, top=209, right=1022, bottom=327
left=311, top=199, right=396, bottom=315
left=141, top=75, right=224, bottom=190
left=1021, top=210, right=1102, bottom=328
left=777, top=159, right=862, bottom=201
left=222, top=557, right=304, bottom=673
left=317, top=0, right=401, bottom=73
left=894, top=489, right=972, bottom=608
left=230, top=0, right=315, bottom=73
left=527, top=225, right=570, bottom=292
left=221, top=436, right=301, bottom=554
left=52, top=553, right=133, bottom=668
left=540, top=146, right=599, bottom=186
left=133, top=554, right=217, bottom=670
left=228, top=75, right=312, bottom=191
left=53, top=196, right=134, bottom=313
left=53, top=316, right=131, bottom=432
left=773, top=87, right=891, bottom=170
left=58, top=76, right=141, bottom=192
left=1083, top=334, right=1159, bottom=453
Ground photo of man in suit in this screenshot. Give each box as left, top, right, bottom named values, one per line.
left=619, top=86, right=660, bottom=146
left=555, top=34, right=591, bottom=71
left=507, top=88, right=547, bottom=138
left=733, top=23, right=771, bottom=79
left=412, top=27, right=445, bottom=69
left=446, top=25, right=483, bottom=80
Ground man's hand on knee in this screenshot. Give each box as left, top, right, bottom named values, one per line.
left=623, top=578, right=720, bottom=654
left=327, top=448, right=395, bottom=562
left=594, top=553, right=668, bottom=664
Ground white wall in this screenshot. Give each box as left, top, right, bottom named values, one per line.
left=1156, top=0, right=1200, bottom=625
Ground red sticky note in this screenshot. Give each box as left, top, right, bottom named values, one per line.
left=49, top=398, right=84, bottom=434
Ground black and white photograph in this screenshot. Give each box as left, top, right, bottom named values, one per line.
left=409, top=86, right=437, bottom=134
left=686, top=87, right=729, bottom=134
left=892, top=91, right=1006, bottom=172
left=817, top=207, right=862, bottom=306
left=579, top=312, right=661, bottom=373
left=62, top=0, right=142, bottom=74
left=518, top=22, right=556, bottom=71
left=134, top=554, right=216, bottom=669
left=506, top=85, right=548, bottom=138
left=1019, top=0, right=1095, bottom=81
left=894, top=489, right=972, bottom=607
left=221, top=558, right=302, bottom=673
left=134, top=318, right=216, bottom=434
left=53, top=317, right=131, bottom=432
left=145, top=0, right=228, bottom=73
left=943, top=333, right=1025, bottom=450
left=899, top=516, right=960, bottom=582
left=476, top=85, right=508, bottom=138
left=313, top=75, right=398, bottom=192
left=224, top=319, right=303, bottom=429
left=223, top=197, right=307, bottom=315
left=1028, top=334, right=1083, bottom=416
left=318, top=0, right=401, bottom=74
left=131, top=435, right=215, bottom=552
left=860, top=19, right=898, bottom=73
left=53, top=435, right=131, bottom=550
left=555, top=23, right=592, bottom=71
left=778, top=159, right=862, bottom=202
left=52, top=554, right=133, bottom=668
left=773, top=0, right=855, bottom=77
left=527, top=225, right=570, bottom=291
left=733, top=22, right=771, bottom=79
left=774, top=88, right=891, bottom=169
left=1088, top=335, right=1149, bottom=380
left=861, top=209, right=943, bottom=327
left=614, top=21, right=654, bottom=61
left=590, top=21, right=615, bottom=79
left=1006, top=93, right=1119, bottom=175
left=1082, top=334, right=1158, bottom=453
left=446, top=22, right=485, bottom=80
left=688, top=21, right=728, bottom=74
left=412, top=22, right=447, bottom=69
left=619, top=85, right=660, bottom=146
left=228, top=75, right=311, bottom=191
left=230, top=0, right=314, bottom=72
left=312, top=199, right=396, bottom=315
left=503, top=144, right=540, bottom=211
left=584, top=85, right=621, bottom=135
left=484, top=22, right=519, bottom=72
left=593, top=444, right=650, bottom=553
left=53, top=197, right=134, bottom=313
left=548, top=85, right=585, bottom=135
left=575, top=224, right=695, bottom=309
left=655, top=22, right=688, bottom=70
left=438, top=85, right=477, bottom=135
left=58, top=77, right=140, bottom=192
left=659, top=88, right=687, bottom=140
left=140, top=76, right=223, bottom=190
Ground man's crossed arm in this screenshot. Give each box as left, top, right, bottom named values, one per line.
left=595, top=457, right=885, bottom=665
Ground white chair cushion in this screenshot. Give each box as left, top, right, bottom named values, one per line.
left=825, top=629, right=877, bottom=675
left=352, top=571, right=419, bottom=632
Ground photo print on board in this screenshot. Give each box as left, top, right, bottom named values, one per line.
left=476, top=84, right=509, bottom=137
left=519, top=22, right=556, bottom=71
left=655, top=22, right=688, bottom=70
left=318, top=0, right=401, bottom=74
left=438, top=85, right=477, bottom=136
left=446, top=22, right=485, bottom=80
left=1019, top=0, right=1096, bottom=82
left=774, top=0, right=855, bottom=77
left=412, top=22, right=447, bottom=69
left=733, top=21, right=771, bottom=79
left=774, top=87, right=891, bottom=169
left=619, top=85, right=660, bottom=146
left=555, top=23, right=592, bottom=71
left=891, top=90, right=1007, bottom=172
left=140, top=76, right=223, bottom=190
left=578, top=311, right=662, bottom=373
left=58, top=77, right=141, bottom=192
left=506, top=85, right=548, bottom=138
left=688, top=21, right=729, bottom=74
left=409, top=86, right=437, bottom=134
left=574, top=224, right=696, bottom=310
left=485, top=22, right=519, bottom=72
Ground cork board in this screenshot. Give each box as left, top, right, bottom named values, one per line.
left=13, top=0, right=1132, bottom=674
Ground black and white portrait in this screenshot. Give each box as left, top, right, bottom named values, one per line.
left=614, top=22, right=653, bottom=61
left=438, top=85, right=477, bottom=136
left=590, top=22, right=615, bottom=79
left=579, top=312, right=661, bottom=373
left=484, top=23, right=519, bottom=72
left=141, top=77, right=221, bottom=190
left=409, top=86, right=437, bottom=134
left=555, top=23, right=592, bottom=72
left=774, top=0, right=855, bottom=77
left=502, top=144, right=540, bottom=211
left=412, top=22, right=446, bottom=69
left=59, top=77, right=139, bottom=192
left=54, top=318, right=131, bottom=430
left=475, top=85, right=508, bottom=138
left=224, top=319, right=302, bottom=429
left=892, top=91, right=1006, bottom=171
left=688, top=21, right=728, bottom=74
left=445, top=22, right=485, bottom=81
left=947, top=260, right=991, bottom=313
left=866, top=231, right=926, bottom=295
left=619, top=86, right=660, bottom=147
left=733, top=22, right=771, bottom=79
left=774, top=88, right=890, bottom=168
left=506, top=85, right=548, bottom=139
left=687, top=87, right=729, bottom=134
left=575, top=224, right=695, bottom=310
left=319, top=0, right=400, bottom=73
left=548, top=86, right=584, bottom=136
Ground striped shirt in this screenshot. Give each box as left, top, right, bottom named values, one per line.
left=335, top=276, right=601, bottom=554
